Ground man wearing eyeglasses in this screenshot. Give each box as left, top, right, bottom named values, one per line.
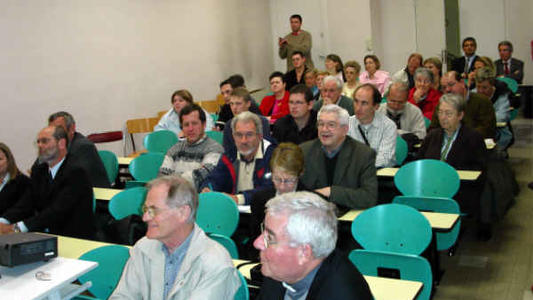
left=300, top=104, right=377, bottom=211
left=312, top=76, right=355, bottom=115
left=111, top=175, right=240, bottom=300
left=272, top=84, right=318, bottom=144
left=253, top=191, right=372, bottom=300
left=202, top=111, right=276, bottom=205
left=430, top=71, right=496, bottom=139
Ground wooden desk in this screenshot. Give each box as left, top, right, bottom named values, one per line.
left=57, top=235, right=129, bottom=259
left=339, top=210, right=459, bottom=231
left=118, top=156, right=133, bottom=166
left=93, top=187, right=122, bottom=201
left=377, top=167, right=480, bottom=181
left=0, top=256, right=97, bottom=300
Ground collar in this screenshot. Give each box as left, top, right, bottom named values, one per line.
left=0, top=173, right=10, bottom=191
left=444, top=123, right=462, bottom=139
left=386, top=107, right=404, bottom=116
left=321, top=139, right=344, bottom=159
left=237, top=141, right=266, bottom=163
left=162, top=226, right=194, bottom=257
left=291, top=30, right=301, bottom=36
left=282, top=262, right=322, bottom=299
left=49, top=157, right=66, bottom=179
left=188, top=134, right=207, bottom=146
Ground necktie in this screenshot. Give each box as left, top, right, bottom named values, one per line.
left=441, top=136, right=453, bottom=161
left=387, top=111, right=402, bottom=129
left=504, top=61, right=510, bottom=75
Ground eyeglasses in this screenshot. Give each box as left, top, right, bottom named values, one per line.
left=233, top=132, right=257, bottom=140
left=272, top=176, right=298, bottom=185
left=260, top=222, right=277, bottom=248
left=142, top=205, right=170, bottom=218
left=289, top=100, right=306, bottom=105
left=437, top=110, right=456, bottom=118
left=317, top=121, right=340, bottom=130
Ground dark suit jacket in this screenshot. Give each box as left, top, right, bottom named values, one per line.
left=257, top=249, right=373, bottom=300
left=451, top=55, right=478, bottom=76
left=495, top=58, right=524, bottom=84
left=3, top=154, right=95, bottom=239
left=222, top=115, right=273, bottom=159
left=272, top=110, right=318, bottom=145
left=300, top=137, right=377, bottom=209
left=0, top=173, right=31, bottom=215
left=70, top=132, right=110, bottom=188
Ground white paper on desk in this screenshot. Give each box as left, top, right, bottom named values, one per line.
left=238, top=205, right=251, bottom=214
left=484, top=138, right=495, bottom=149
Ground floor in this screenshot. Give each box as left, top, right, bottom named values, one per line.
left=434, top=117, right=533, bottom=300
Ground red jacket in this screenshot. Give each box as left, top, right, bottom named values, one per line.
left=408, top=88, right=442, bottom=120
left=259, top=91, right=290, bottom=123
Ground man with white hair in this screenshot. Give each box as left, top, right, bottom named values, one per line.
left=254, top=191, right=372, bottom=299
left=111, top=175, right=240, bottom=299
left=312, top=76, right=354, bottom=115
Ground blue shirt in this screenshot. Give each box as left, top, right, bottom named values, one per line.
left=162, top=227, right=194, bottom=299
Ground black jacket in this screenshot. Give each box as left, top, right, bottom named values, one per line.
left=0, top=173, right=31, bottom=215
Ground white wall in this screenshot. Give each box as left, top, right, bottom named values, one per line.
left=0, top=0, right=274, bottom=171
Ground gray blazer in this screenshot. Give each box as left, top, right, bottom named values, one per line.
left=495, top=58, right=524, bottom=84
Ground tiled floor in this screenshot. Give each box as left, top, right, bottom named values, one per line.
left=434, top=117, right=533, bottom=300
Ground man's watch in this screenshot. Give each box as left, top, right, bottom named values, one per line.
left=13, top=223, right=21, bottom=233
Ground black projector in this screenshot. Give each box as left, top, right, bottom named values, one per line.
left=0, top=232, right=57, bottom=267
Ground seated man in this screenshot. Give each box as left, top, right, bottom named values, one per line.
left=391, top=53, right=423, bottom=90
left=155, top=89, right=214, bottom=137
left=348, top=84, right=397, bottom=168
left=312, top=76, right=354, bottom=115
left=377, top=81, right=426, bottom=146
left=110, top=175, right=240, bottom=299
left=254, top=191, right=372, bottom=300
left=272, top=84, right=317, bottom=144
left=284, top=51, right=308, bottom=91
left=259, top=71, right=290, bottom=124
left=431, top=71, right=496, bottom=139
left=48, top=111, right=109, bottom=187
left=217, top=74, right=262, bottom=127
left=495, top=40, right=524, bottom=84
left=205, top=112, right=275, bottom=205
left=159, top=104, right=224, bottom=191
left=300, top=104, right=377, bottom=210
left=223, top=87, right=271, bottom=158
left=0, top=126, right=95, bottom=239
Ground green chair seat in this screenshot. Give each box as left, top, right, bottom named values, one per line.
left=396, top=135, right=408, bottom=166
left=108, top=187, right=146, bottom=220
left=98, top=150, right=119, bottom=185
left=206, top=130, right=223, bottom=145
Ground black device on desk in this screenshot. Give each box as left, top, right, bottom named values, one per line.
left=0, top=232, right=57, bottom=267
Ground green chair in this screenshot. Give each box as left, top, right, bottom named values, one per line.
left=396, top=135, right=408, bottom=166
left=206, top=130, right=223, bottom=145
left=209, top=233, right=239, bottom=259
left=393, top=195, right=461, bottom=251
left=509, top=108, right=519, bottom=121
left=496, top=77, right=518, bottom=93
left=108, top=187, right=146, bottom=220
left=98, top=150, right=119, bottom=185
left=143, top=130, right=178, bottom=154
left=197, top=192, right=239, bottom=237
left=211, top=113, right=219, bottom=122
left=349, top=249, right=432, bottom=300
left=423, top=116, right=431, bottom=129
left=394, top=159, right=460, bottom=198
left=77, top=245, right=130, bottom=300
left=128, top=152, right=164, bottom=182
left=235, top=269, right=249, bottom=300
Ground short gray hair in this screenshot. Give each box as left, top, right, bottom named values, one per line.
left=266, top=191, right=337, bottom=258
left=439, top=93, right=466, bottom=113
left=231, top=111, right=262, bottom=135
left=322, top=75, right=343, bottom=90
left=414, top=67, right=434, bottom=83
left=318, top=104, right=349, bottom=127
left=389, top=81, right=409, bottom=94
left=146, top=175, right=198, bottom=223
left=474, top=67, right=496, bottom=86
left=48, top=111, right=76, bottom=130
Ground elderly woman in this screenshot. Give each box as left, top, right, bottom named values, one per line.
left=313, top=70, right=330, bottom=101
left=417, top=94, right=487, bottom=217
left=250, top=143, right=310, bottom=245
left=408, top=67, right=442, bottom=120
left=0, top=143, right=31, bottom=215
left=304, top=69, right=319, bottom=98
left=392, top=53, right=423, bottom=90
left=325, top=54, right=345, bottom=83
left=474, top=67, right=513, bottom=149
left=423, top=57, right=443, bottom=91
left=342, top=60, right=362, bottom=99
left=155, top=89, right=215, bottom=137
left=359, top=55, right=391, bottom=95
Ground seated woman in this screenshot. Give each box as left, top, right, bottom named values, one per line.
left=342, top=60, right=361, bottom=99
left=359, top=55, right=391, bottom=95
left=304, top=69, right=319, bottom=98
left=325, top=54, right=345, bottom=83
left=408, top=67, right=442, bottom=120
left=0, top=143, right=31, bottom=215
left=467, top=56, right=495, bottom=90
left=474, top=67, right=513, bottom=149
left=155, top=89, right=215, bottom=138
left=313, top=70, right=330, bottom=101
left=423, top=57, right=443, bottom=91
left=392, top=53, right=423, bottom=90
left=259, top=71, right=290, bottom=124
left=417, top=93, right=487, bottom=216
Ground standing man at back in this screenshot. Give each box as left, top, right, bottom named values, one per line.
left=279, top=14, right=314, bottom=71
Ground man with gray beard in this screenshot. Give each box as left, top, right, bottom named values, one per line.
left=0, top=126, right=95, bottom=238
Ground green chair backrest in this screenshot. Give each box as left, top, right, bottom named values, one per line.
left=98, top=150, right=119, bottom=185
left=509, top=108, right=519, bottom=121
left=143, top=130, right=178, bottom=154
left=109, top=187, right=146, bottom=220
left=496, top=77, right=518, bottom=93
left=423, top=116, right=431, bottom=129
left=206, top=130, right=223, bottom=145
left=349, top=249, right=432, bottom=300
left=209, top=233, right=239, bottom=259
left=235, top=269, right=250, bottom=300
left=197, top=192, right=239, bottom=237
left=352, top=204, right=432, bottom=255
left=129, top=152, right=165, bottom=182
left=211, top=113, right=219, bottom=122
left=78, top=245, right=131, bottom=299
left=396, top=136, right=408, bottom=166
left=393, top=196, right=461, bottom=251
left=394, top=159, right=460, bottom=198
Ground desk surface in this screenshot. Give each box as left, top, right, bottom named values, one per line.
left=0, top=256, right=97, bottom=300
left=377, top=167, right=480, bottom=181
left=93, top=187, right=122, bottom=201
left=118, top=156, right=133, bottom=165
left=339, top=210, right=459, bottom=231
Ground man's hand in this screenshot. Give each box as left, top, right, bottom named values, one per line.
left=315, top=187, right=331, bottom=197
left=201, top=187, right=211, bottom=193
left=0, top=223, right=14, bottom=235
left=278, top=37, right=288, bottom=47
